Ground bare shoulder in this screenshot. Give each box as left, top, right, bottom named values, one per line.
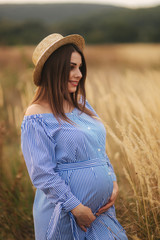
left=25, top=104, right=50, bottom=116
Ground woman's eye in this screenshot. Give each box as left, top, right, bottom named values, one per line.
left=70, top=65, right=74, bottom=70
left=70, top=65, right=82, bottom=71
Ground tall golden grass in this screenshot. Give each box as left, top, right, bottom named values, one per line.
left=0, top=44, right=160, bottom=239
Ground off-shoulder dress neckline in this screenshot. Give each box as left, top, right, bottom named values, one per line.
left=23, top=107, right=77, bottom=120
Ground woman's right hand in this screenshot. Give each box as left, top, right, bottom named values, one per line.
left=71, top=203, right=96, bottom=232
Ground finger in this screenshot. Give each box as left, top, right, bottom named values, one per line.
left=99, top=202, right=113, bottom=213
left=104, top=200, right=114, bottom=209
left=95, top=212, right=100, bottom=217
left=86, top=224, right=91, bottom=228
left=90, top=215, right=96, bottom=221
left=96, top=201, right=114, bottom=215
left=98, top=203, right=111, bottom=213
left=96, top=206, right=107, bottom=216
left=80, top=225, right=87, bottom=232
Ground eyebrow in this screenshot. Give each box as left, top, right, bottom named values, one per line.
left=70, top=62, right=82, bottom=66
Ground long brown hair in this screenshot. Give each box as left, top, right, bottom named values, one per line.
left=32, top=43, right=95, bottom=123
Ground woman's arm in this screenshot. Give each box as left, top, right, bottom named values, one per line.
left=21, top=116, right=96, bottom=231
left=21, top=117, right=80, bottom=212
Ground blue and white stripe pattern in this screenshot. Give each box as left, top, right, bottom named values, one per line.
left=21, top=100, right=128, bottom=240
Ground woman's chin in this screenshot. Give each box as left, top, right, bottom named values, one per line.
left=68, top=87, right=77, bottom=93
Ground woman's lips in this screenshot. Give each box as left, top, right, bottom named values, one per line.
left=69, top=81, right=79, bottom=87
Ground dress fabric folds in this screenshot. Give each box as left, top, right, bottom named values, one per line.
left=21, top=101, right=128, bottom=240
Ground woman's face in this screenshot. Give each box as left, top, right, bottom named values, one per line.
left=68, top=51, right=82, bottom=93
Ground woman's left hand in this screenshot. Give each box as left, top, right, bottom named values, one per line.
left=96, top=181, right=119, bottom=216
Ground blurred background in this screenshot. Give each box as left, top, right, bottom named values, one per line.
left=0, top=0, right=160, bottom=45
left=0, top=0, right=160, bottom=239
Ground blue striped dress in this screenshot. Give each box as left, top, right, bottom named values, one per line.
left=21, top=100, right=128, bottom=240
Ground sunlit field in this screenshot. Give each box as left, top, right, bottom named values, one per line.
left=0, top=44, right=160, bottom=240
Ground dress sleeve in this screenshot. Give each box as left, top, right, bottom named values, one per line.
left=86, top=100, right=117, bottom=182
left=85, top=99, right=99, bottom=116
left=21, top=116, right=81, bottom=212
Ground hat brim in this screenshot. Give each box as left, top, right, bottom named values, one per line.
left=33, top=34, right=85, bottom=86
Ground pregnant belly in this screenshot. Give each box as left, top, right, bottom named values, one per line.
left=62, top=165, right=113, bottom=213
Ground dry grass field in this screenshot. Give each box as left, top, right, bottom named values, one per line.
left=0, top=44, right=160, bottom=240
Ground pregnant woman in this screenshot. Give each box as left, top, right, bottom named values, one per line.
left=21, top=33, right=128, bottom=240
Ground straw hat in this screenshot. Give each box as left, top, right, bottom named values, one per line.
left=32, top=33, right=85, bottom=86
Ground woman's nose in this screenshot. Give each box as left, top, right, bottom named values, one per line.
left=75, top=68, right=82, bottom=79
